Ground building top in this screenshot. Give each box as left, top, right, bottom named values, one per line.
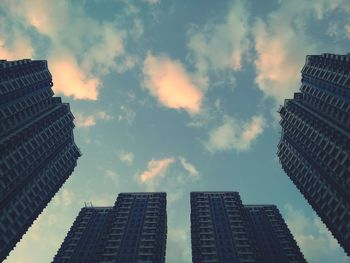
left=191, top=191, right=238, bottom=194
left=118, top=192, right=167, bottom=196
left=82, top=206, right=113, bottom=210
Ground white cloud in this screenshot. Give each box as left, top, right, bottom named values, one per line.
left=117, top=105, right=136, bottom=124
left=205, top=115, right=265, bottom=152
left=131, top=18, right=144, bottom=39
left=179, top=157, right=199, bottom=177
left=61, top=189, right=74, bottom=206
left=187, top=0, right=250, bottom=74
left=74, top=111, right=112, bottom=128
left=346, top=24, right=350, bottom=39
left=143, top=0, right=160, bottom=4
left=285, top=204, right=347, bottom=262
left=166, top=226, right=191, bottom=263
left=119, top=151, right=134, bottom=166
left=105, top=169, right=119, bottom=180
left=186, top=120, right=206, bottom=128
left=142, top=52, right=204, bottom=114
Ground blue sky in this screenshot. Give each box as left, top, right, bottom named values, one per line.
left=1, top=0, right=350, bottom=262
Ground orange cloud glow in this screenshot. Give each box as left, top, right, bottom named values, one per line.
left=50, top=56, right=100, bottom=100
left=143, top=53, right=203, bottom=114
left=139, top=157, right=175, bottom=183
left=254, top=32, right=300, bottom=102
left=0, top=37, right=34, bottom=60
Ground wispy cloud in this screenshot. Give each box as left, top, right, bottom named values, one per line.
left=179, top=157, right=199, bottom=177
left=119, top=151, right=134, bottom=166
left=74, top=111, right=112, bottom=128
left=205, top=115, right=265, bottom=152
left=105, top=169, right=119, bottom=180
left=143, top=0, right=160, bottom=4
left=137, top=156, right=200, bottom=202
left=142, top=52, right=203, bottom=114
left=346, top=24, right=350, bottom=39
left=166, top=226, right=191, bottom=263
left=187, top=0, right=250, bottom=74
left=117, top=105, right=136, bottom=124
left=138, top=157, right=176, bottom=183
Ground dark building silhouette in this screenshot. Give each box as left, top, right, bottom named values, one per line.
left=54, top=192, right=167, bottom=263
left=190, top=192, right=306, bottom=263
left=0, top=59, right=81, bottom=261
left=277, top=53, right=350, bottom=255
left=53, top=206, right=112, bottom=262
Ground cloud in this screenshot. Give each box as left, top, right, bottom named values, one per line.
left=50, top=55, right=100, bottom=100
left=142, top=52, right=203, bottom=114
left=117, top=105, right=136, bottom=124
left=80, top=23, right=126, bottom=75
left=166, top=226, right=191, bottom=263
left=253, top=19, right=311, bottom=103
left=187, top=0, right=250, bottom=74
left=105, top=169, right=118, bottom=179
left=61, top=189, right=74, bottom=206
left=138, top=157, right=176, bottom=183
left=131, top=18, right=144, bottom=39
left=253, top=0, right=347, bottom=103
left=143, top=0, right=160, bottom=4
left=285, top=204, right=348, bottom=262
left=119, top=151, right=134, bottom=166
left=205, top=115, right=265, bottom=152
left=137, top=157, right=199, bottom=202
left=346, top=25, right=350, bottom=39
left=179, top=157, right=199, bottom=177
left=0, top=35, right=34, bottom=60
left=74, top=111, right=112, bottom=128
left=1, top=0, right=135, bottom=101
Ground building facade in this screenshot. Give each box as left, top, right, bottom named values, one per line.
left=53, top=207, right=112, bottom=262
left=277, top=53, right=350, bottom=255
left=190, top=192, right=306, bottom=263
left=54, top=192, right=167, bottom=263
left=0, top=59, right=81, bottom=261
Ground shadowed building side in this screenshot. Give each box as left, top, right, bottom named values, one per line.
left=190, top=191, right=306, bottom=263
left=277, top=53, right=350, bottom=255
left=53, top=207, right=112, bottom=262
left=0, top=59, right=81, bottom=261
left=53, top=192, right=167, bottom=263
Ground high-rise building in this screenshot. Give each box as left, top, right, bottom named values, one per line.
left=190, top=191, right=306, bottom=263
left=0, top=59, right=81, bottom=261
left=53, top=207, right=112, bottom=262
left=54, top=192, right=167, bottom=263
left=277, top=53, right=350, bottom=255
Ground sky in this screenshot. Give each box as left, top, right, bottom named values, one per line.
left=1, top=0, right=350, bottom=262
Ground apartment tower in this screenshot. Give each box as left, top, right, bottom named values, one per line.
left=54, top=192, right=167, bottom=263
left=190, top=191, right=306, bottom=263
left=0, top=59, right=81, bottom=260
left=277, top=53, right=350, bottom=255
